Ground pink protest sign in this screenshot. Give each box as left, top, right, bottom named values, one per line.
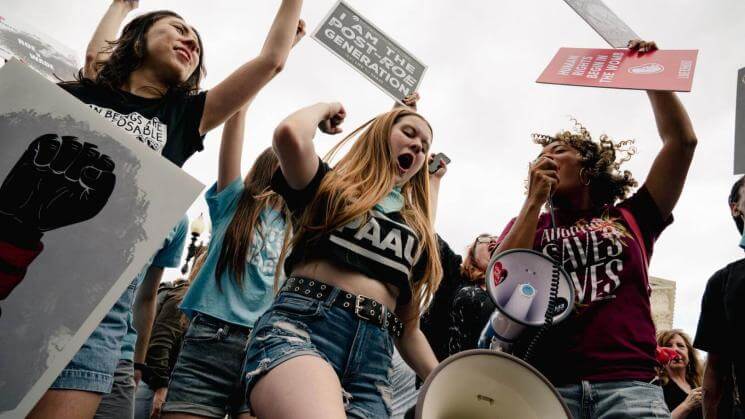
left=537, top=48, right=698, bottom=92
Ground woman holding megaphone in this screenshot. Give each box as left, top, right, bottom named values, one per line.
left=492, top=40, right=696, bottom=419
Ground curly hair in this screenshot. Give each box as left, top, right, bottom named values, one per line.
left=532, top=119, right=638, bottom=206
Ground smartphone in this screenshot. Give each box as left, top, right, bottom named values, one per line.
left=429, top=152, right=451, bottom=174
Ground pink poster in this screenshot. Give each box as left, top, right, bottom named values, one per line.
left=537, top=48, right=698, bottom=92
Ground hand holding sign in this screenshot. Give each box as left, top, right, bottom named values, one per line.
left=292, top=19, right=307, bottom=48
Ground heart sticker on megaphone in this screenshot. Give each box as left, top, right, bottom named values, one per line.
left=628, top=63, right=664, bottom=75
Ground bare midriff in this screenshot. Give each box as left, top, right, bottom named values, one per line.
left=291, top=259, right=400, bottom=312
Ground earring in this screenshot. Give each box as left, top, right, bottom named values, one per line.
left=579, top=168, right=591, bottom=186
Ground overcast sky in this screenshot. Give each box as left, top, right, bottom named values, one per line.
left=5, top=0, right=745, bottom=339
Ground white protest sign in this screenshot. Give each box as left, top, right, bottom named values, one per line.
left=312, top=1, right=427, bottom=104
left=563, top=0, right=639, bottom=48
left=0, top=61, right=203, bottom=418
left=0, top=13, right=80, bottom=82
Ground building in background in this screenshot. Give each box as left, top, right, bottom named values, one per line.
left=650, top=276, right=676, bottom=331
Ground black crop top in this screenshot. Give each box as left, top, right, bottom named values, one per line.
left=270, top=159, right=426, bottom=304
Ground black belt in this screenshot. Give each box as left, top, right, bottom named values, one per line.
left=281, top=277, right=403, bottom=338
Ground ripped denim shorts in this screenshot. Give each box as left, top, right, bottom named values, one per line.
left=242, top=286, right=395, bottom=418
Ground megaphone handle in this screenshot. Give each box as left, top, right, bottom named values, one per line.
left=521, top=197, right=561, bottom=361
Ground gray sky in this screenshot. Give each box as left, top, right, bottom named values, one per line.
left=5, top=0, right=745, bottom=339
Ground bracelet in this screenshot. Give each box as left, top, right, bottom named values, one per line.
left=134, top=362, right=148, bottom=371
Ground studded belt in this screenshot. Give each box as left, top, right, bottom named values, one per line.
left=281, top=277, right=403, bottom=338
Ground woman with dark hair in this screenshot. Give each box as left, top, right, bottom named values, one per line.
left=30, top=2, right=305, bottom=418
left=159, top=105, right=290, bottom=418
left=493, top=40, right=697, bottom=419
left=239, top=99, right=442, bottom=418
left=657, top=330, right=704, bottom=419
left=421, top=233, right=498, bottom=361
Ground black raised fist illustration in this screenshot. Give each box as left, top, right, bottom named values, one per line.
left=0, top=134, right=116, bottom=302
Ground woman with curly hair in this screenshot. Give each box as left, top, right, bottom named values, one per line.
left=493, top=40, right=697, bottom=419
left=657, top=330, right=704, bottom=419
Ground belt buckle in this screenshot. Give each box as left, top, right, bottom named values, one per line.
left=355, top=294, right=380, bottom=324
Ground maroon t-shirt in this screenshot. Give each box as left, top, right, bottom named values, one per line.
left=496, top=186, right=671, bottom=385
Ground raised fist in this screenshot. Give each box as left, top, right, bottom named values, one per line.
left=0, top=134, right=116, bottom=239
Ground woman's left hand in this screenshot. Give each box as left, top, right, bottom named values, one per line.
left=628, top=39, right=658, bottom=54
left=292, top=19, right=306, bottom=47
left=428, top=153, right=447, bottom=181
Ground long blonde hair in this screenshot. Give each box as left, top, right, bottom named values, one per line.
left=278, top=108, right=442, bottom=316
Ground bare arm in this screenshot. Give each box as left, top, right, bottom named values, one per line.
left=132, top=266, right=164, bottom=382
left=702, top=353, right=728, bottom=419
left=199, top=0, right=304, bottom=135
left=83, top=1, right=138, bottom=79
left=217, top=106, right=249, bottom=192
left=394, top=303, right=438, bottom=379
left=273, top=102, right=345, bottom=189
left=626, top=40, right=697, bottom=219
left=428, top=156, right=446, bottom=225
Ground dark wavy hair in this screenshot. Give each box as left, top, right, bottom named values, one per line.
left=729, top=175, right=745, bottom=234
left=77, top=10, right=205, bottom=96
left=533, top=119, right=638, bottom=206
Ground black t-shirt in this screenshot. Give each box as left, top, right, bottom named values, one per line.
left=59, top=82, right=207, bottom=167
left=420, top=236, right=495, bottom=361
left=694, top=258, right=745, bottom=399
left=270, top=159, right=427, bottom=305
left=662, top=381, right=703, bottom=419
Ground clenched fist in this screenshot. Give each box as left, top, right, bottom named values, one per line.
left=0, top=134, right=116, bottom=240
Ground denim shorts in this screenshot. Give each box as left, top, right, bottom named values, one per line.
left=162, top=313, right=253, bottom=418
left=242, top=288, right=395, bottom=418
left=556, top=380, right=671, bottom=419
left=49, top=278, right=137, bottom=393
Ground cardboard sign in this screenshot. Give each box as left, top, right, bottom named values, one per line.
left=537, top=48, right=698, bottom=92
left=0, top=61, right=203, bottom=418
left=734, top=67, right=745, bottom=174
left=563, top=0, right=639, bottom=48
left=312, top=1, right=426, bottom=104
left=0, top=14, right=80, bottom=82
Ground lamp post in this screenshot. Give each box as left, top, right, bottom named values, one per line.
left=181, top=213, right=206, bottom=275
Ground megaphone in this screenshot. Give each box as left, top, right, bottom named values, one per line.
left=415, top=349, right=572, bottom=419
left=478, top=249, right=575, bottom=353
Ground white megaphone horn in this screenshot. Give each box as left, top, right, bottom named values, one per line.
left=478, top=248, right=575, bottom=353
left=416, top=349, right=572, bottom=419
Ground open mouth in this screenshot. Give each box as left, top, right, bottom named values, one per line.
left=397, top=153, right=414, bottom=173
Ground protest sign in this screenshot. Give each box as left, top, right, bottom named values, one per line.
left=0, top=13, right=80, bottom=82
left=312, top=0, right=426, bottom=104
left=563, top=0, right=639, bottom=48
left=537, top=48, right=698, bottom=92
left=734, top=67, right=745, bottom=174
left=0, top=61, right=203, bottom=418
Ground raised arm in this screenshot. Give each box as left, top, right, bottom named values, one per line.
left=217, top=106, right=249, bottom=191
left=428, top=155, right=447, bottom=225
left=273, top=102, right=345, bottom=189
left=629, top=40, right=697, bottom=219
left=83, top=0, right=138, bottom=79
left=199, top=0, right=305, bottom=135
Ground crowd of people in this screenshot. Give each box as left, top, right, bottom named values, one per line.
left=11, top=1, right=744, bottom=418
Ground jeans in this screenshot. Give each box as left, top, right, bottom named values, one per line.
left=390, top=347, right=418, bottom=418
left=162, top=313, right=253, bottom=418
left=94, top=359, right=135, bottom=419
left=242, top=289, right=394, bottom=418
left=50, top=278, right=137, bottom=393
left=134, top=381, right=154, bottom=419
left=556, top=380, right=671, bottom=419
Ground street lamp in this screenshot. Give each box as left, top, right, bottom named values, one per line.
left=181, top=213, right=206, bottom=275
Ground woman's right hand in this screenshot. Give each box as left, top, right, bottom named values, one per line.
left=682, top=387, right=703, bottom=411
left=318, top=102, right=346, bottom=135
left=526, top=156, right=559, bottom=205
left=113, top=0, right=139, bottom=12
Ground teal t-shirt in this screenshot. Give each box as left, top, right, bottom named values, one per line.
left=180, top=177, right=285, bottom=328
